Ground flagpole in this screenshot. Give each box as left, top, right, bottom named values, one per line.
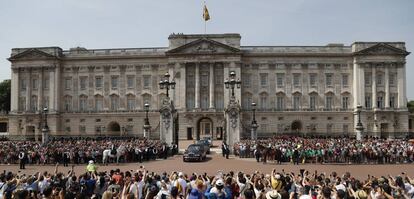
left=204, top=0, right=206, bottom=34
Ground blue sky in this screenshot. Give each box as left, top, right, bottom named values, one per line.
left=0, top=0, right=413, bottom=99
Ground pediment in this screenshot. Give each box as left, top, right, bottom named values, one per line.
left=166, top=38, right=240, bottom=55
left=8, top=49, right=58, bottom=61
left=354, top=43, right=410, bottom=56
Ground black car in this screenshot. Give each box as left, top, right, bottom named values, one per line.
left=196, top=140, right=211, bottom=154
left=183, top=144, right=207, bottom=162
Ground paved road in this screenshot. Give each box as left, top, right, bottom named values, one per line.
left=1, top=154, right=413, bottom=179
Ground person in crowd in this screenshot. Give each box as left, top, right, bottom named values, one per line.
left=1, top=164, right=414, bottom=199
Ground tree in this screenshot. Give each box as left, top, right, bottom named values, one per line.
left=0, top=79, right=11, bottom=113
left=408, top=100, right=414, bottom=113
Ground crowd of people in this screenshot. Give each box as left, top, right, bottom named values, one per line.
left=234, top=137, right=414, bottom=164
left=1, top=164, right=413, bottom=199
left=0, top=138, right=179, bottom=167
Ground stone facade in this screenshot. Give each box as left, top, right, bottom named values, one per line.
left=7, top=33, right=411, bottom=140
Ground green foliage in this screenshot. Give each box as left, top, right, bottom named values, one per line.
left=408, top=100, right=414, bottom=113
left=0, top=79, right=11, bottom=112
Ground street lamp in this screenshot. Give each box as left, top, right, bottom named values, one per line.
left=159, top=72, right=176, bottom=98
left=355, top=105, right=364, bottom=140
left=41, top=107, right=49, bottom=144
left=143, top=103, right=151, bottom=138
left=224, top=71, right=241, bottom=98
left=251, top=102, right=259, bottom=140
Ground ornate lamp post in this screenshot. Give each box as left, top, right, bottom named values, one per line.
left=251, top=102, right=259, bottom=140
left=224, top=71, right=241, bottom=98
left=143, top=103, right=151, bottom=138
left=41, top=107, right=49, bottom=144
left=355, top=105, right=364, bottom=140
left=159, top=72, right=176, bottom=98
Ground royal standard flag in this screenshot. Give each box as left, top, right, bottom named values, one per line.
left=203, top=5, right=210, bottom=21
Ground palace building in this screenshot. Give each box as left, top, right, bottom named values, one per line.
left=8, top=33, right=410, bottom=140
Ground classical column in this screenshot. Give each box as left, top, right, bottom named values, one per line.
left=384, top=65, right=390, bottom=108
left=371, top=66, right=376, bottom=109
left=209, top=63, right=215, bottom=109
left=195, top=63, right=200, bottom=108
left=26, top=68, right=32, bottom=111
left=37, top=67, right=44, bottom=110
left=179, top=63, right=186, bottom=109
left=11, top=68, right=19, bottom=112
left=54, top=65, right=61, bottom=112
left=397, top=63, right=407, bottom=108
left=48, top=68, right=55, bottom=111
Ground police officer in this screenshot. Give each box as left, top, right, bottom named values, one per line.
left=161, top=143, right=168, bottom=159
left=222, top=142, right=229, bottom=159
left=19, top=150, right=27, bottom=169
left=63, top=151, right=70, bottom=167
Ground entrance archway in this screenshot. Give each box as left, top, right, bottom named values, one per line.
left=108, top=122, right=121, bottom=135
left=196, top=117, right=213, bottom=140
left=291, top=120, right=302, bottom=133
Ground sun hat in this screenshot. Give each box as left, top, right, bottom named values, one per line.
left=216, top=179, right=224, bottom=186
left=266, top=190, right=281, bottom=199
left=89, top=160, right=94, bottom=164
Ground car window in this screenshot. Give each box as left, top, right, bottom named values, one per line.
left=188, top=145, right=201, bottom=152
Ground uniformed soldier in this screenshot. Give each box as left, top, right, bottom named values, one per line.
left=18, top=150, right=27, bottom=169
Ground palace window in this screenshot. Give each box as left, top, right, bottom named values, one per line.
left=19, top=97, right=26, bottom=111
left=390, top=94, right=396, bottom=108
left=389, top=73, right=395, bottom=86
left=293, top=73, right=301, bottom=87
left=127, top=76, right=134, bottom=88
left=64, top=96, right=72, bottom=112
left=325, top=95, right=333, bottom=110
left=65, top=78, right=72, bottom=90
left=110, top=95, right=120, bottom=110
left=365, top=95, right=371, bottom=109
left=293, top=95, right=301, bottom=110
left=243, top=94, right=252, bottom=110
left=342, top=74, right=349, bottom=87
left=276, top=96, right=284, bottom=111
left=260, top=73, right=268, bottom=87
left=143, top=75, right=151, bottom=89
left=365, top=73, right=371, bottom=85
left=309, top=73, right=317, bottom=87
left=259, top=93, right=268, bottom=110
left=377, top=96, right=384, bottom=109
left=325, top=73, right=333, bottom=87
left=32, top=79, right=38, bottom=90
left=95, top=96, right=103, bottom=111
left=20, top=79, right=27, bottom=91
left=215, top=94, right=224, bottom=110
left=79, top=96, right=88, bottom=111
left=243, top=74, right=251, bottom=88
left=95, top=76, right=103, bottom=89
left=79, top=77, right=87, bottom=90
left=276, top=73, right=284, bottom=88
left=377, top=74, right=383, bottom=85
left=31, top=96, right=38, bottom=111
left=342, top=96, right=349, bottom=110
left=127, top=95, right=135, bottom=110
left=309, top=95, right=317, bottom=110
left=111, top=76, right=118, bottom=89
left=43, top=78, right=49, bottom=90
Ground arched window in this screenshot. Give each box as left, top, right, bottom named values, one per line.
left=95, top=95, right=103, bottom=111
left=276, top=92, right=285, bottom=111
left=110, top=94, right=120, bottom=111
left=259, top=92, right=268, bottom=110
left=79, top=95, right=88, bottom=111
left=325, top=92, right=334, bottom=111
left=242, top=93, right=252, bottom=110
left=31, top=95, right=38, bottom=111
left=292, top=92, right=302, bottom=111
left=309, top=92, right=318, bottom=111
left=64, top=95, right=72, bottom=112
left=126, top=94, right=136, bottom=111
left=142, top=94, right=152, bottom=109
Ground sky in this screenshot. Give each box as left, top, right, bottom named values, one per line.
left=0, top=0, right=413, bottom=99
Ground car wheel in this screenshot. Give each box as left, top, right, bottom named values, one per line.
left=199, top=157, right=203, bottom=162
left=183, top=158, right=186, bottom=162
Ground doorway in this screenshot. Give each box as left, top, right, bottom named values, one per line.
left=197, top=118, right=213, bottom=140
